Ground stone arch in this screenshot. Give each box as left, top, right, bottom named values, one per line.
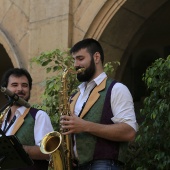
left=99, top=0, right=169, bottom=77
left=0, top=30, right=21, bottom=68
left=73, top=0, right=169, bottom=80
left=72, top=0, right=126, bottom=43
left=109, top=0, right=170, bottom=122
left=0, top=30, right=21, bottom=107
left=73, top=0, right=170, bottom=122
left=85, top=0, right=126, bottom=39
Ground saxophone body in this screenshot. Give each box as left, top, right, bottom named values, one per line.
left=40, top=68, right=85, bottom=170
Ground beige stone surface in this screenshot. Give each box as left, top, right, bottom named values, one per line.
left=30, top=0, right=69, bottom=22
left=0, top=0, right=170, bottom=106
left=0, top=1, right=12, bottom=21
left=1, top=1, right=29, bottom=68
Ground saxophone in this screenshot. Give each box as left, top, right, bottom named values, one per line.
left=0, top=106, right=10, bottom=128
left=40, top=68, right=85, bottom=170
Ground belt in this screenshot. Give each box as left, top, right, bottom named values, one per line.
left=74, top=159, right=125, bottom=169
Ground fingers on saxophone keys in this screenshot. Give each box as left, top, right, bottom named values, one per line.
left=60, top=115, right=70, bottom=121
left=60, top=119, right=70, bottom=129
left=61, top=117, right=68, bottom=124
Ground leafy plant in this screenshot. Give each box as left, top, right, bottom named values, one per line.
left=31, top=48, right=119, bottom=130
left=127, top=55, right=170, bottom=169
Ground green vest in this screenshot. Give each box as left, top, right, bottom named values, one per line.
left=15, top=113, right=35, bottom=145
left=76, top=79, right=113, bottom=164
left=14, top=109, right=49, bottom=170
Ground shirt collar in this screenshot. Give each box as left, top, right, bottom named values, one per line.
left=4, top=106, right=27, bottom=121
left=78, top=72, right=107, bottom=91
left=16, top=106, right=27, bottom=116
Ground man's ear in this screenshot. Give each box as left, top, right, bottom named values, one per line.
left=94, top=52, right=101, bottom=64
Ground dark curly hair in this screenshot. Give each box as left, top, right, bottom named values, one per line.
left=1, top=68, right=32, bottom=90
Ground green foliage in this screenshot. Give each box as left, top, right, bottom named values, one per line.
left=31, top=49, right=79, bottom=130
left=104, top=61, right=120, bottom=76
left=31, top=48, right=118, bottom=130
left=127, top=56, right=170, bottom=169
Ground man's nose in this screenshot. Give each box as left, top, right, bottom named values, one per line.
left=74, top=60, right=80, bottom=68
left=17, top=85, right=23, bottom=91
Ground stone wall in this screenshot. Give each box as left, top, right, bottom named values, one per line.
left=0, top=0, right=170, bottom=106
left=0, top=0, right=126, bottom=104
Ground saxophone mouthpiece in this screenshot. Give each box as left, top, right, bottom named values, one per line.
left=77, top=68, right=85, bottom=74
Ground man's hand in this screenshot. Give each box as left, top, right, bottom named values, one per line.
left=60, top=114, right=136, bottom=142
left=60, top=114, right=87, bottom=135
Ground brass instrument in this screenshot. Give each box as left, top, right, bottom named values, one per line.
left=40, top=68, right=85, bottom=170
left=0, top=106, right=10, bottom=128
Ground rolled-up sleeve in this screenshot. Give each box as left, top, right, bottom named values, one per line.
left=34, top=110, right=54, bottom=146
left=111, top=83, right=138, bottom=131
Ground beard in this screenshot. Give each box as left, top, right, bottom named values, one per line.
left=76, top=58, right=96, bottom=82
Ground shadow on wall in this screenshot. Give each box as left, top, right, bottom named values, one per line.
left=122, top=49, right=160, bottom=124
left=0, top=44, right=13, bottom=108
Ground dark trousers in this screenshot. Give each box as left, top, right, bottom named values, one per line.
left=73, top=160, right=124, bottom=170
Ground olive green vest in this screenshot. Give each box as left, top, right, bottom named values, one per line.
left=15, top=113, right=35, bottom=145
left=14, top=109, right=49, bottom=170
left=76, top=79, right=113, bottom=164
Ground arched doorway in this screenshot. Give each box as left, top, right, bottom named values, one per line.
left=0, top=29, right=21, bottom=108
left=121, top=1, right=170, bottom=122
left=0, top=44, right=14, bottom=108
left=96, top=0, right=170, bottom=123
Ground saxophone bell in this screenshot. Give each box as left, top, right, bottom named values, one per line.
left=40, top=131, right=62, bottom=154
left=40, top=131, right=65, bottom=170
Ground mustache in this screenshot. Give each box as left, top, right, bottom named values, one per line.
left=17, top=92, right=25, bottom=96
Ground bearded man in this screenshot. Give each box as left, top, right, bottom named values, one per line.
left=60, top=38, right=138, bottom=170
left=0, top=68, right=53, bottom=170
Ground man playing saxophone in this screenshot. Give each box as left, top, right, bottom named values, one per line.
left=0, top=68, right=54, bottom=170
left=60, top=38, right=138, bottom=170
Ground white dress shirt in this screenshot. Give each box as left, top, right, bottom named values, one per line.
left=1, top=106, right=54, bottom=146
left=74, top=72, right=138, bottom=131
